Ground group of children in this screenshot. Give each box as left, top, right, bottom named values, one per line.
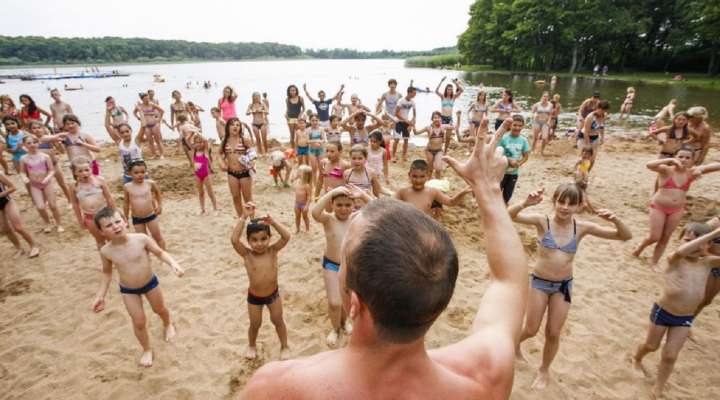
left=1, top=82, right=718, bottom=398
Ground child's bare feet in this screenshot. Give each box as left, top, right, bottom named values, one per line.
left=198, top=209, right=206, bottom=216
left=139, top=350, right=153, bottom=367
left=326, top=330, right=339, bottom=347
left=164, top=324, right=176, bottom=342
left=632, top=356, right=650, bottom=378
left=245, top=346, right=258, bottom=359
left=531, top=369, right=549, bottom=390
left=12, top=249, right=25, bottom=259
left=56, top=225, right=65, bottom=233
left=631, top=246, right=643, bottom=258
left=515, top=348, right=529, bottom=363
left=651, top=264, right=663, bottom=273
left=343, top=320, right=353, bottom=335
left=28, top=247, right=40, bottom=258
left=279, top=347, right=291, bottom=360
left=43, top=225, right=53, bottom=233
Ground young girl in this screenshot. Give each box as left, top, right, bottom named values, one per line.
left=307, top=115, right=326, bottom=185
left=435, top=77, right=463, bottom=151
left=19, top=94, right=52, bottom=130
left=169, top=90, right=188, bottom=127
left=187, top=102, right=203, bottom=129
left=315, top=141, right=350, bottom=210
left=176, top=114, right=200, bottom=167
left=293, top=165, right=313, bottom=233
left=341, top=110, right=384, bottom=147
left=3, top=116, right=27, bottom=173
left=44, top=114, right=102, bottom=177
left=491, top=89, right=521, bottom=130
left=619, top=86, right=636, bottom=119
left=414, top=112, right=449, bottom=179
left=531, top=91, right=553, bottom=155
left=246, top=92, right=269, bottom=155
left=325, top=115, right=343, bottom=143
left=573, top=148, right=595, bottom=212
left=295, top=118, right=310, bottom=166
left=510, top=183, right=631, bottom=390
left=218, top=86, right=238, bottom=122
left=650, top=111, right=690, bottom=158
left=133, top=93, right=165, bottom=159
left=285, top=85, right=305, bottom=147
left=467, top=90, right=488, bottom=135
left=578, top=100, right=609, bottom=171
left=219, top=118, right=254, bottom=217
left=344, top=145, right=383, bottom=206
left=632, top=146, right=720, bottom=272
left=366, top=131, right=389, bottom=185
left=210, top=107, right=226, bottom=141
left=105, top=96, right=130, bottom=142
left=192, top=135, right=218, bottom=215
left=0, top=172, right=40, bottom=258
left=20, top=136, right=63, bottom=233
left=70, top=156, right=116, bottom=258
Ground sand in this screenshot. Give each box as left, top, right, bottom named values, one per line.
left=1, top=128, right=719, bottom=400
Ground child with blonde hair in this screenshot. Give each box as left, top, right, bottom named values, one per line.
left=293, top=165, right=313, bottom=233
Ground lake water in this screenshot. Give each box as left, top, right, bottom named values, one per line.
left=1, top=59, right=716, bottom=142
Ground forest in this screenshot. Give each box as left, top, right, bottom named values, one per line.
left=457, top=0, right=720, bottom=75
left=0, top=36, right=452, bottom=65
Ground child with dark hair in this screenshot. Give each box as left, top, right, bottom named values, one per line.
left=44, top=114, right=102, bottom=176
left=509, top=183, right=631, bottom=390
left=366, top=131, right=389, bottom=184
left=414, top=111, right=452, bottom=178
left=92, top=207, right=184, bottom=367
left=210, top=107, right=226, bottom=141
left=495, top=116, right=530, bottom=204
left=633, top=223, right=720, bottom=398
left=123, top=159, right=166, bottom=250
left=392, top=87, right=417, bottom=162
left=3, top=115, right=27, bottom=173
left=395, top=159, right=471, bottom=217
left=230, top=202, right=291, bottom=360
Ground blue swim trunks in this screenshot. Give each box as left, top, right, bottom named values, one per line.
left=711, top=267, right=720, bottom=278
left=120, top=274, right=159, bottom=295
left=132, top=213, right=157, bottom=225
left=322, top=256, right=340, bottom=272
left=309, top=147, right=324, bottom=157
left=650, top=303, right=693, bottom=327
left=296, top=146, right=309, bottom=156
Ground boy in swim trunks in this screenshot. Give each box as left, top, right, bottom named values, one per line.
left=92, top=206, right=184, bottom=367
left=230, top=203, right=291, bottom=360
left=395, top=159, right=471, bottom=217
left=633, top=222, right=720, bottom=398
left=311, top=185, right=372, bottom=346
left=49, top=89, right=74, bottom=133
left=123, top=159, right=166, bottom=250
left=210, top=107, right=225, bottom=141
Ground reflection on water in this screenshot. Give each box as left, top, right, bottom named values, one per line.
left=1, top=60, right=715, bottom=143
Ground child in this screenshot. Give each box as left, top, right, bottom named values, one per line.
left=210, top=107, right=226, bottom=141
left=307, top=114, right=326, bottom=185
left=295, top=118, right=310, bottom=166
left=633, top=223, right=720, bottom=398
left=292, top=165, right=313, bottom=233
left=45, top=114, right=102, bottom=176
left=573, top=147, right=595, bottom=212
left=414, top=111, right=451, bottom=179
left=246, top=92, right=269, bottom=155
left=29, top=120, right=71, bottom=201
left=0, top=172, right=40, bottom=258
left=496, top=116, right=531, bottom=204
left=123, top=159, right=166, bottom=250
left=341, top=110, right=383, bottom=147
left=315, top=141, right=350, bottom=210
left=230, top=203, right=291, bottom=360
left=649, top=111, right=690, bottom=158
left=20, top=135, right=63, bottom=233
left=133, top=93, right=165, bottom=159
left=112, top=123, right=144, bottom=184
left=366, top=130, right=389, bottom=185
left=344, top=145, right=383, bottom=202
left=70, top=156, right=116, bottom=259
left=192, top=135, right=218, bottom=215
left=3, top=116, right=27, bottom=173
left=311, top=186, right=371, bottom=346
left=393, top=87, right=417, bottom=162
left=270, top=149, right=292, bottom=188
left=509, top=184, right=631, bottom=390
left=467, top=90, right=488, bottom=135
left=395, top=159, right=471, bottom=216
left=619, top=86, right=635, bottom=119
left=105, top=96, right=130, bottom=142
left=92, top=206, right=184, bottom=367
left=325, top=115, right=342, bottom=143
left=176, top=114, right=200, bottom=167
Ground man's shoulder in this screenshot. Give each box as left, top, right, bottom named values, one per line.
left=241, top=352, right=337, bottom=399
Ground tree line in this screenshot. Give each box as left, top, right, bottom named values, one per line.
left=457, top=0, right=720, bottom=75
left=0, top=36, right=453, bottom=65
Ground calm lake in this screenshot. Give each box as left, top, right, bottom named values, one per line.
left=2, top=59, right=717, bottom=142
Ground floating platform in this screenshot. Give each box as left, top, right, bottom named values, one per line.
left=18, top=71, right=130, bottom=81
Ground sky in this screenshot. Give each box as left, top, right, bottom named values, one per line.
left=2, top=0, right=475, bottom=51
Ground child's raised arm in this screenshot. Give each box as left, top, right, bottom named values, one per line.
left=104, top=112, right=120, bottom=143
left=79, top=134, right=102, bottom=153
left=669, top=227, right=720, bottom=263
left=144, top=235, right=184, bottom=276
left=231, top=205, right=254, bottom=256
left=266, top=214, right=291, bottom=252
left=582, top=209, right=633, bottom=241
left=507, top=188, right=545, bottom=227
left=312, top=186, right=347, bottom=223
left=434, top=187, right=472, bottom=207
left=434, top=77, right=446, bottom=98
left=695, top=162, right=720, bottom=176
left=453, top=79, right=464, bottom=100
left=302, top=84, right=317, bottom=103
left=92, top=253, right=114, bottom=313
left=646, top=157, right=680, bottom=173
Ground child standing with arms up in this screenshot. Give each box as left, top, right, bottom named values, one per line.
left=92, top=206, right=184, bottom=367
left=123, top=159, right=166, bottom=250
left=293, top=165, right=313, bottom=233
left=231, top=203, right=291, bottom=360
left=0, top=172, right=40, bottom=258
left=192, top=135, right=218, bottom=215
left=20, top=135, right=63, bottom=233
left=633, top=223, right=720, bottom=398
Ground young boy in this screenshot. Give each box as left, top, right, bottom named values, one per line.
left=311, top=185, right=371, bottom=346
left=123, top=159, right=166, bottom=250
left=230, top=203, right=291, bottom=360
left=270, top=149, right=292, bottom=188
left=210, top=107, right=226, bottom=141
left=92, top=206, right=184, bottom=367
left=49, top=88, right=74, bottom=133
left=496, top=116, right=530, bottom=204
left=393, top=87, right=417, bottom=162
left=376, top=78, right=402, bottom=117
left=395, top=159, right=471, bottom=216
left=633, top=223, right=720, bottom=398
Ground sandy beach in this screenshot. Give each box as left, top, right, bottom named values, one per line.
left=1, top=129, right=719, bottom=400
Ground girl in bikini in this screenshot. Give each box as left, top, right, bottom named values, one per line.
left=44, top=114, right=102, bottom=177
left=218, top=86, right=238, bottom=122
left=292, top=165, right=313, bottom=233
left=325, top=115, right=343, bottom=144
left=340, top=110, right=384, bottom=147
left=414, top=111, right=449, bottom=179
left=69, top=156, right=116, bottom=261
left=307, top=114, right=327, bottom=186
left=510, top=183, right=631, bottom=390
left=133, top=93, right=165, bottom=159
left=491, top=89, right=521, bottom=130
left=192, top=135, right=218, bottom=215
left=186, top=102, right=203, bottom=129
left=28, top=120, right=71, bottom=201
left=434, top=77, right=464, bottom=152
left=246, top=92, right=269, bottom=156
left=285, top=85, right=305, bottom=148
left=467, top=90, right=488, bottom=136
left=578, top=100, right=609, bottom=171
left=633, top=146, right=720, bottom=272
left=315, top=141, right=350, bottom=211
left=0, top=172, right=40, bottom=258
left=531, top=91, right=554, bottom=155
left=219, top=118, right=255, bottom=217
left=650, top=112, right=690, bottom=158
left=20, top=135, right=63, bottom=233
left=18, top=94, right=52, bottom=131
left=619, top=86, right=636, bottom=119
left=343, top=145, right=383, bottom=208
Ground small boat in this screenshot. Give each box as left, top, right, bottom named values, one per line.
left=153, top=74, right=166, bottom=83
left=534, top=80, right=546, bottom=85
left=64, top=84, right=84, bottom=91
left=19, top=71, right=129, bottom=81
